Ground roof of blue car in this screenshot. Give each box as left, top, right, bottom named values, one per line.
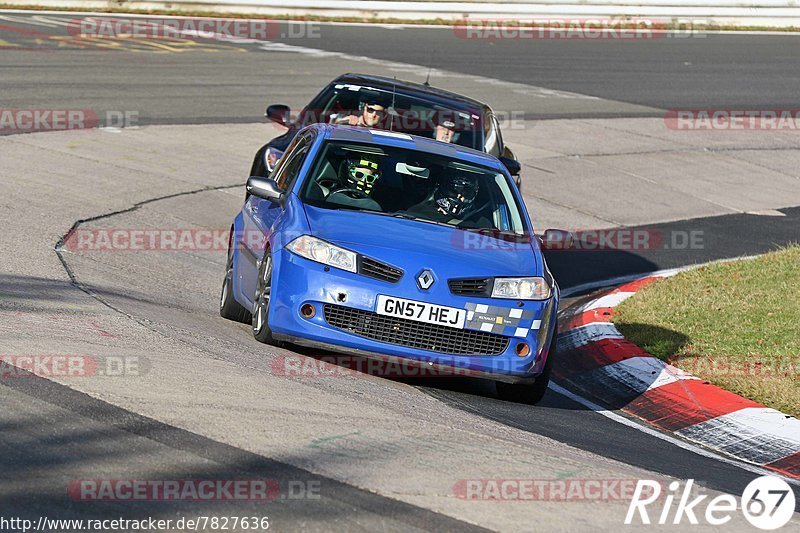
left=317, top=124, right=504, bottom=170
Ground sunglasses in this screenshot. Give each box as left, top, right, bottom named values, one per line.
left=349, top=168, right=379, bottom=184
left=364, top=105, right=386, bottom=115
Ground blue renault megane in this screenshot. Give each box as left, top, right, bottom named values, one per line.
left=220, top=124, right=560, bottom=403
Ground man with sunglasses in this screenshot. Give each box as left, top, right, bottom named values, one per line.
left=332, top=99, right=388, bottom=128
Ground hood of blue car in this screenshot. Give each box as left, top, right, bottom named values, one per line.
left=303, top=205, right=541, bottom=277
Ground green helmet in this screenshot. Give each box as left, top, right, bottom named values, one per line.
left=346, top=156, right=381, bottom=195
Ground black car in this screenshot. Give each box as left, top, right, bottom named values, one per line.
left=250, top=73, right=523, bottom=187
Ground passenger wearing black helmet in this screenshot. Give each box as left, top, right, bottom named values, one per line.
left=406, top=171, right=490, bottom=228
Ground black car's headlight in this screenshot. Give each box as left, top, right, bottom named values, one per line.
left=491, top=277, right=551, bottom=300
left=286, top=235, right=357, bottom=273
left=265, top=146, right=284, bottom=173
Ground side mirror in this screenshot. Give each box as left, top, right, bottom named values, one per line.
left=265, top=104, right=291, bottom=126
left=499, top=156, right=521, bottom=176
left=246, top=176, right=283, bottom=204
left=540, top=229, right=575, bottom=250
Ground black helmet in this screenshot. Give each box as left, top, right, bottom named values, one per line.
left=435, top=173, right=479, bottom=217
left=345, top=155, right=381, bottom=195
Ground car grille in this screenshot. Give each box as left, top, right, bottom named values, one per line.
left=323, top=304, right=509, bottom=356
left=359, top=257, right=403, bottom=283
left=448, top=278, right=491, bottom=296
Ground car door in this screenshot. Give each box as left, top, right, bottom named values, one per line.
left=485, top=110, right=521, bottom=186
left=494, top=113, right=518, bottom=163
left=240, top=132, right=314, bottom=304
left=483, top=109, right=502, bottom=159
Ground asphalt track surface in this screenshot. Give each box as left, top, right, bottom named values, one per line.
left=264, top=26, right=800, bottom=113
left=1, top=11, right=800, bottom=531
left=2, top=14, right=800, bottom=122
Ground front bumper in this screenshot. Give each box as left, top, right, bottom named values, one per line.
left=268, top=249, right=559, bottom=383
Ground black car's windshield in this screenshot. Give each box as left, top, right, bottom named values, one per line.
left=297, top=83, right=482, bottom=151
left=300, top=141, right=526, bottom=234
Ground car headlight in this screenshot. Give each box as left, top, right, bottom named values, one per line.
left=265, top=147, right=284, bottom=173
left=491, top=277, right=551, bottom=300
left=286, top=235, right=357, bottom=273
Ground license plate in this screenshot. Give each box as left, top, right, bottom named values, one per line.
left=376, top=295, right=466, bottom=330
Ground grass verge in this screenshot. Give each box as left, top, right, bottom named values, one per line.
left=613, top=246, right=800, bottom=418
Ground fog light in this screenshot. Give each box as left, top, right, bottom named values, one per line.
left=515, top=343, right=530, bottom=357
left=300, top=303, right=316, bottom=319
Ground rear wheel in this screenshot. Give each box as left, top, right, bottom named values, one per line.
left=252, top=251, right=281, bottom=346
left=219, top=230, right=251, bottom=323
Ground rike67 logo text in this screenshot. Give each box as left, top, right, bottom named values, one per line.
left=626, top=477, right=795, bottom=530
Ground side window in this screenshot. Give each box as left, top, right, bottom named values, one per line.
left=271, top=129, right=316, bottom=190
left=276, top=144, right=308, bottom=191
left=484, top=113, right=501, bottom=157
left=275, top=144, right=310, bottom=191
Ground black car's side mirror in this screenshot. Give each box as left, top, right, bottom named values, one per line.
left=246, top=176, right=283, bottom=204
left=540, top=229, right=575, bottom=250
left=499, top=156, right=521, bottom=176
left=265, top=104, right=291, bottom=126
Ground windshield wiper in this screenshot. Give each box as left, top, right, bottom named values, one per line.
left=347, top=209, right=480, bottom=231
left=385, top=212, right=455, bottom=228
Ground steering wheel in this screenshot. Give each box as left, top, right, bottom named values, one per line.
left=317, top=178, right=338, bottom=190
left=459, top=199, right=490, bottom=220
left=328, top=188, right=371, bottom=201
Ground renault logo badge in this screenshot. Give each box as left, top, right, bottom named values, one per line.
left=417, top=269, right=435, bottom=290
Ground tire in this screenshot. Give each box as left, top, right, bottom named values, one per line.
left=219, top=230, right=251, bottom=323
left=252, top=251, right=281, bottom=346
left=495, top=377, right=549, bottom=405
left=496, top=327, right=557, bottom=405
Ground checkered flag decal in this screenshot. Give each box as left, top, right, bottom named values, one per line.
left=464, top=303, right=541, bottom=337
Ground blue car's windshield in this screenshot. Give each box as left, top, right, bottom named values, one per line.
left=299, top=141, right=527, bottom=234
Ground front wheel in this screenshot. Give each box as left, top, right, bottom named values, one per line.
left=252, top=251, right=281, bottom=346
left=495, top=375, right=550, bottom=405
left=496, top=329, right=556, bottom=404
